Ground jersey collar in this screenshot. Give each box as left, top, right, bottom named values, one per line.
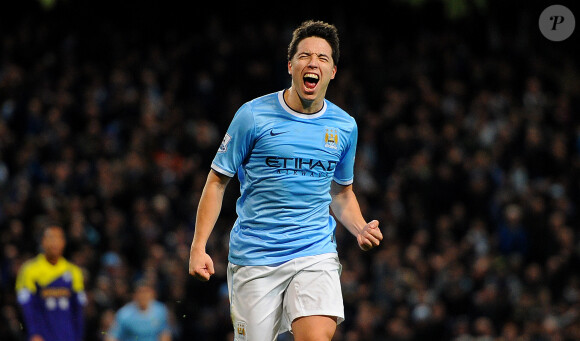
left=40, top=254, right=65, bottom=267
left=278, top=90, right=327, bottom=119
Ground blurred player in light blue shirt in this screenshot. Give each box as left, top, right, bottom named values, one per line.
left=106, top=282, right=171, bottom=341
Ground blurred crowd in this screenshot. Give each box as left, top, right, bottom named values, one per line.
left=1, top=1, right=580, bottom=340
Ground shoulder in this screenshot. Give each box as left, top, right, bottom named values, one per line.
left=326, top=100, right=355, bottom=121
left=18, top=257, right=37, bottom=272
left=61, top=258, right=85, bottom=286
left=16, top=256, right=42, bottom=292
left=248, top=91, right=279, bottom=107
left=117, top=303, right=137, bottom=320
left=324, top=99, right=357, bottom=131
left=231, top=92, right=281, bottom=129
left=64, top=260, right=83, bottom=276
left=242, top=92, right=281, bottom=116
left=152, top=300, right=168, bottom=314
left=18, top=255, right=43, bottom=275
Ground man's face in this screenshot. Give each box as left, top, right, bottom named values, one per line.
left=42, top=226, right=66, bottom=259
left=135, top=285, right=154, bottom=310
left=288, top=36, right=337, bottom=103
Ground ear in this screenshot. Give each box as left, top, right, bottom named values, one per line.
left=288, top=61, right=292, bottom=74
left=330, top=65, right=337, bottom=80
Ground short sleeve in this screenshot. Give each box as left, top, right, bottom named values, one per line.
left=108, top=313, right=125, bottom=339
left=158, top=304, right=170, bottom=333
left=15, top=261, right=36, bottom=293
left=211, top=102, right=256, bottom=177
left=71, top=265, right=85, bottom=292
left=333, top=122, right=358, bottom=185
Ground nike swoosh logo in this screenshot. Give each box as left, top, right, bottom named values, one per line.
left=270, top=129, right=289, bottom=136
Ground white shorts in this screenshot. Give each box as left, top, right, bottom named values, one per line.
left=227, top=253, right=344, bottom=341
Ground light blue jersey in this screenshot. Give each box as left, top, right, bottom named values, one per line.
left=212, top=90, right=358, bottom=266
left=108, top=301, right=170, bottom=341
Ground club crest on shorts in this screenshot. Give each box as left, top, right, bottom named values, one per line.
left=324, top=127, right=339, bottom=149
left=235, top=321, right=247, bottom=341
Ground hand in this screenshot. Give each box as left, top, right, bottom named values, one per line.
left=189, top=249, right=215, bottom=281
left=357, top=220, right=383, bottom=251
left=30, top=335, right=45, bottom=341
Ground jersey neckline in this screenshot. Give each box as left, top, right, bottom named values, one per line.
left=277, top=90, right=327, bottom=119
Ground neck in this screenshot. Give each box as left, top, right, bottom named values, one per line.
left=285, top=87, right=324, bottom=114
left=44, top=254, right=59, bottom=265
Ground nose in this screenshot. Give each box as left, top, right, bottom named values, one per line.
left=307, top=55, right=319, bottom=68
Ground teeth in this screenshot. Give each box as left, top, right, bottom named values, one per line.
left=304, top=73, right=319, bottom=80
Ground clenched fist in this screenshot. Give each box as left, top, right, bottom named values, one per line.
left=357, top=220, right=383, bottom=251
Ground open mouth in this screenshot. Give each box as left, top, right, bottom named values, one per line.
left=303, top=73, right=319, bottom=90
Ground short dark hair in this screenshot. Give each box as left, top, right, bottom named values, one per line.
left=39, top=218, right=63, bottom=235
left=132, top=278, right=155, bottom=292
left=287, top=20, right=340, bottom=65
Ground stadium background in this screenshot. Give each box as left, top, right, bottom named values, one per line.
left=1, top=0, right=580, bottom=339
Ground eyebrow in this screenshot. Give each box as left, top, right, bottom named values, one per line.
left=297, top=51, right=331, bottom=59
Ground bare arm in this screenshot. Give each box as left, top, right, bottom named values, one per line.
left=159, top=331, right=171, bottom=341
left=189, top=169, right=231, bottom=281
left=330, top=182, right=382, bottom=250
